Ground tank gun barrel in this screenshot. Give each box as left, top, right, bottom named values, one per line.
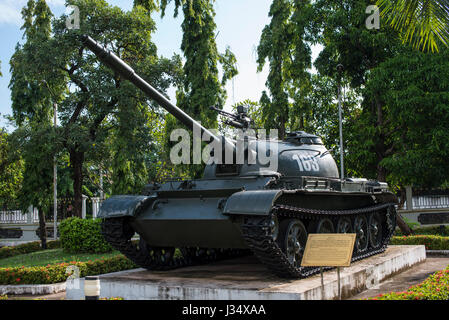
left=81, top=35, right=235, bottom=154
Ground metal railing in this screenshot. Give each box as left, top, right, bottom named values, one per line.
left=0, top=196, right=105, bottom=224
left=0, top=207, right=39, bottom=224
left=406, top=195, right=449, bottom=210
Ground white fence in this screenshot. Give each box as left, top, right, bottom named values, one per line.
left=0, top=206, right=39, bottom=224
left=0, top=197, right=104, bottom=225
left=405, top=195, right=449, bottom=210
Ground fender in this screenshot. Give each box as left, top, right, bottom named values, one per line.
left=98, top=195, right=157, bottom=218
left=223, top=190, right=283, bottom=216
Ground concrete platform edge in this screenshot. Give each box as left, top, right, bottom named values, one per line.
left=0, top=282, right=66, bottom=295
left=66, top=245, right=426, bottom=300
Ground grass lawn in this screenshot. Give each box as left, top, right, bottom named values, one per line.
left=0, top=248, right=122, bottom=268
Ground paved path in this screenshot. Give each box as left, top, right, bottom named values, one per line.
left=349, top=255, right=449, bottom=300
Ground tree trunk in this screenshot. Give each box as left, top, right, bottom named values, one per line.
left=373, top=93, right=412, bottom=236
left=70, top=149, right=84, bottom=218
left=37, top=207, right=47, bottom=249
left=398, top=186, right=406, bottom=210
left=396, top=214, right=413, bottom=236
left=376, top=164, right=387, bottom=182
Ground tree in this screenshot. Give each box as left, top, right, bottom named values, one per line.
left=8, top=0, right=55, bottom=247
left=256, top=0, right=316, bottom=140
left=10, top=0, right=181, bottom=216
left=0, top=129, right=24, bottom=208
left=309, top=0, right=449, bottom=235
left=159, top=0, right=238, bottom=178
left=9, top=124, right=56, bottom=248
left=311, top=0, right=403, bottom=182
left=257, top=0, right=294, bottom=140
left=377, top=0, right=449, bottom=52
left=363, top=47, right=449, bottom=188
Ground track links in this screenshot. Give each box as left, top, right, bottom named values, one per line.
left=101, top=217, right=250, bottom=271
left=240, top=203, right=397, bottom=278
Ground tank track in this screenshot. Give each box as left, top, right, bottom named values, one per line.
left=240, top=202, right=397, bottom=278
left=101, top=217, right=249, bottom=271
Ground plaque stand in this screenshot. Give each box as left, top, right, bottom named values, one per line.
left=337, top=267, right=341, bottom=300
left=319, top=267, right=342, bottom=300
left=302, top=233, right=356, bottom=300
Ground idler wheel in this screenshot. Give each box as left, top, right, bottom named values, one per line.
left=278, top=219, right=308, bottom=268
left=368, top=212, right=383, bottom=249
left=336, top=217, right=353, bottom=234
left=270, top=215, right=279, bottom=241
left=354, top=215, right=369, bottom=253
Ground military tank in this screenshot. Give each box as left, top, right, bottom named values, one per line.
left=82, top=35, right=397, bottom=278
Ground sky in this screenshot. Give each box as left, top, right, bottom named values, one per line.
left=0, top=0, right=281, bottom=131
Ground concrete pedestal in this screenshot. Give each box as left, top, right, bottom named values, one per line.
left=66, top=245, right=425, bottom=300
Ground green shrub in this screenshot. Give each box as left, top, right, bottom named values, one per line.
left=59, top=217, right=112, bottom=254
left=367, top=266, right=449, bottom=300
left=390, top=235, right=449, bottom=250
left=395, top=225, right=449, bottom=237
left=0, top=240, right=60, bottom=259
left=0, top=255, right=136, bottom=285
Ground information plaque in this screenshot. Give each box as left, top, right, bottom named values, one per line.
left=301, top=233, right=356, bottom=267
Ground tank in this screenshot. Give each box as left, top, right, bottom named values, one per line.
left=82, top=35, right=398, bottom=278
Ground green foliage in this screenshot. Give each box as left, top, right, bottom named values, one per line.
left=158, top=0, right=238, bottom=179
left=0, top=240, right=60, bottom=260
left=363, top=48, right=449, bottom=187
left=367, top=266, right=449, bottom=300
left=59, top=217, right=112, bottom=253
left=171, top=0, right=233, bottom=128
left=0, top=248, right=119, bottom=268
left=9, top=0, right=182, bottom=208
left=306, top=0, right=449, bottom=188
left=377, top=0, right=449, bottom=53
left=390, top=235, right=449, bottom=250
left=0, top=130, right=24, bottom=207
left=8, top=124, right=57, bottom=213
left=257, top=0, right=301, bottom=138
left=0, top=255, right=136, bottom=285
left=396, top=225, right=449, bottom=237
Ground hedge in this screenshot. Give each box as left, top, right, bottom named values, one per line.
left=59, top=217, right=112, bottom=254
left=395, top=225, right=449, bottom=237
left=0, top=255, right=137, bottom=285
left=367, top=266, right=449, bottom=300
left=0, top=240, right=61, bottom=259
left=390, top=235, right=449, bottom=250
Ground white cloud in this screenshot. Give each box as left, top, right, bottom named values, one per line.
left=46, top=0, right=66, bottom=6
left=0, top=1, right=24, bottom=26
left=0, top=0, right=66, bottom=26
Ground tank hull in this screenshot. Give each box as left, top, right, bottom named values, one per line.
left=129, top=197, right=246, bottom=248
left=125, top=189, right=386, bottom=249
left=99, top=177, right=397, bottom=278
